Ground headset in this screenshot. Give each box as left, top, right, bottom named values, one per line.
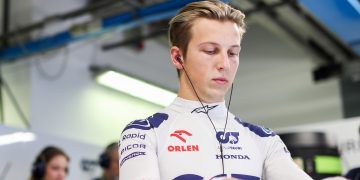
left=175, top=55, right=234, bottom=175
left=99, top=142, right=118, bottom=169
left=32, top=146, right=69, bottom=179
left=32, top=155, right=46, bottom=179
left=99, top=152, right=111, bottom=169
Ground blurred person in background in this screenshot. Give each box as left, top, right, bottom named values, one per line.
left=94, top=142, right=119, bottom=180
left=30, top=146, right=69, bottom=180
left=345, top=167, right=360, bottom=180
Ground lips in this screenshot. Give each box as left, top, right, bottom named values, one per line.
left=213, top=77, right=228, bottom=85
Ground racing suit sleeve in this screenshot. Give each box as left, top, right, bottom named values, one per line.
left=119, top=120, right=160, bottom=180
left=262, top=135, right=313, bottom=180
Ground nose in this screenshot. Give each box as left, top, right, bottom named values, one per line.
left=216, top=52, right=230, bottom=71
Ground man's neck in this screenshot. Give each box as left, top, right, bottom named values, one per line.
left=178, top=80, right=224, bottom=103
left=178, top=73, right=196, bottom=101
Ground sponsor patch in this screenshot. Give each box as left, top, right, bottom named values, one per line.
left=191, top=105, right=218, bottom=114
left=216, top=131, right=239, bottom=144
left=120, top=151, right=145, bottom=166
left=216, top=154, right=250, bottom=160
left=221, top=146, right=243, bottom=150
left=168, top=130, right=199, bottom=152
left=122, top=132, right=146, bottom=141
left=120, top=144, right=146, bottom=155
left=170, top=130, right=192, bottom=143
left=168, top=145, right=199, bottom=152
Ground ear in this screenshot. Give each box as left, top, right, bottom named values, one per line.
left=170, top=46, right=183, bottom=70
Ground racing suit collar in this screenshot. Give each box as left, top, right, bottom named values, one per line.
left=170, top=97, right=228, bottom=120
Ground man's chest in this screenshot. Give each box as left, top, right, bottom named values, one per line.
left=156, top=124, right=265, bottom=179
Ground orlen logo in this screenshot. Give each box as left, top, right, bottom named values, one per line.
left=216, top=131, right=239, bottom=144
left=170, top=130, right=192, bottom=143
left=168, top=130, right=199, bottom=152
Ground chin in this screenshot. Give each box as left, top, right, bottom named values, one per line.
left=207, top=91, right=226, bottom=102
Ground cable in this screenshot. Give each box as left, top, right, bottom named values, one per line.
left=0, top=23, right=100, bottom=128
left=34, top=46, right=69, bottom=81
left=182, top=64, right=224, bottom=174
left=0, top=35, right=98, bottom=84
left=223, top=83, right=234, bottom=135
left=0, top=62, right=3, bottom=124
left=21, top=26, right=69, bottom=81
left=11, top=22, right=69, bottom=82
left=180, top=62, right=234, bottom=176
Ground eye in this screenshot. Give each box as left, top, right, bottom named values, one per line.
left=203, top=49, right=218, bottom=55
left=228, top=50, right=240, bottom=57
left=205, top=51, right=215, bottom=55
left=229, top=52, right=237, bottom=57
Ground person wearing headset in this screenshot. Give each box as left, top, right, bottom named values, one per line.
left=119, top=0, right=313, bottom=179
left=30, top=146, right=69, bottom=180
left=94, top=142, right=119, bottom=180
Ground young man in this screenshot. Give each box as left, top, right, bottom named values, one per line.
left=119, top=1, right=313, bottom=179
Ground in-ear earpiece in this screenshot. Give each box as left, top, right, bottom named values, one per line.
left=176, top=56, right=182, bottom=63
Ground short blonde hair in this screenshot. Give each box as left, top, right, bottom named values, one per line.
left=168, top=0, right=246, bottom=58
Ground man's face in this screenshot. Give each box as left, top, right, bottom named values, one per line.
left=182, top=18, right=242, bottom=102
left=109, top=148, right=119, bottom=178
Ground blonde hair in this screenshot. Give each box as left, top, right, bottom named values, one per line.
left=168, top=0, right=246, bottom=58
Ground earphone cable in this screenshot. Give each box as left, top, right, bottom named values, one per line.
left=180, top=62, right=234, bottom=175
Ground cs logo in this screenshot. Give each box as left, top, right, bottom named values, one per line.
left=216, top=131, right=239, bottom=144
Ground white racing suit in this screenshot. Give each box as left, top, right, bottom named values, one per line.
left=119, top=97, right=312, bottom=180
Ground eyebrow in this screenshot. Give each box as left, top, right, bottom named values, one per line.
left=198, top=42, right=240, bottom=48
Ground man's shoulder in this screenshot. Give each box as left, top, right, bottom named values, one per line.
left=233, top=116, right=276, bottom=138
left=122, top=112, right=170, bottom=133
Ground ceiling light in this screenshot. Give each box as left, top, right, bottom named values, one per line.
left=0, top=132, right=36, bottom=146
left=91, top=66, right=176, bottom=107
